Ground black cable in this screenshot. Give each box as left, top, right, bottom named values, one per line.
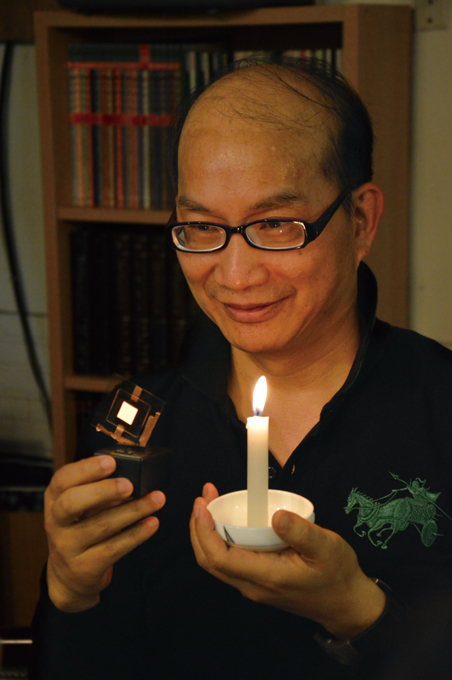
left=0, top=43, right=52, bottom=429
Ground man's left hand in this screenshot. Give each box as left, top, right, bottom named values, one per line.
left=190, top=483, right=386, bottom=639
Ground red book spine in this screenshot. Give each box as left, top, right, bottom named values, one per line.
left=114, top=68, right=124, bottom=209
left=107, top=69, right=115, bottom=208
left=142, top=69, right=150, bottom=210
left=85, top=68, right=94, bottom=208
left=73, top=67, right=84, bottom=206
left=129, top=69, right=140, bottom=209
left=123, top=70, right=130, bottom=208
left=99, top=68, right=114, bottom=207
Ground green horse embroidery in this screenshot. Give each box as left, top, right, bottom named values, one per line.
left=345, top=473, right=450, bottom=549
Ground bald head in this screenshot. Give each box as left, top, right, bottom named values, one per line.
left=180, top=66, right=335, bottom=191
left=171, top=56, right=374, bottom=203
left=177, top=68, right=334, bottom=217
left=185, top=64, right=332, bottom=131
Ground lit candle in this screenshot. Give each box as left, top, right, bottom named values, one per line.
left=247, top=376, right=269, bottom=527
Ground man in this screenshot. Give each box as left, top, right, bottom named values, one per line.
left=32, top=58, right=452, bottom=679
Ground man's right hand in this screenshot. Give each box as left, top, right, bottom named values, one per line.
left=44, top=455, right=166, bottom=613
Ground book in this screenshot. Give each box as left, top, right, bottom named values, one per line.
left=168, top=249, right=193, bottom=362
left=113, top=230, right=133, bottom=376
left=70, top=225, right=201, bottom=376
left=70, top=229, right=93, bottom=373
left=67, top=41, right=231, bottom=210
left=70, top=229, right=115, bottom=375
left=90, top=230, right=115, bottom=375
left=149, top=231, right=169, bottom=368
left=131, top=231, right=153, bottom=374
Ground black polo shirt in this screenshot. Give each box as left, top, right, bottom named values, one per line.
left=32, top=264, right=452, bottom=680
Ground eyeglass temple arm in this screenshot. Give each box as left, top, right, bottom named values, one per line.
left=303, top=187, right=352, bottom=243
left=167, top=207, right=177, bottom=227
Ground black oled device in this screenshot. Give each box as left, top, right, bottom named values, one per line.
left=92, top=381, right=171, bottom=497
left=94, top=445, right=171, bottom=498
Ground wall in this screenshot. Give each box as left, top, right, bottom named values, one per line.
left=320, top=0, right=452, bottom=347
left=0, top=44, right=52, bottom=459
left=410, top=17, right=452, bottom=346
left=0, top=3, right=452, bottom=461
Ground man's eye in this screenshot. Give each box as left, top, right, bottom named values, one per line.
left=181, top=224, right=224, bottom=248
left=257, top=221, right=287, bottom=232
left=247, top=220, right=305, bottom=248
left=196, top=224, right=215, bottom=232
left=260, top=221, right=282, bottom=230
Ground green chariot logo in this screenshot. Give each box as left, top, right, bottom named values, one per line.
left=345, top=473, right=450, bottom=549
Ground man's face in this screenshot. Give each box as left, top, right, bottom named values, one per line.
left=176, top=82, right=364, bottom=359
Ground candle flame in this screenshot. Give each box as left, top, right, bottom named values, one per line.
left=252, top=376, right=267, bottom=416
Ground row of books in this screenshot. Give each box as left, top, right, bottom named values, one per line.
left=70, top=226, right=198, bottom=377
left=67, top=43, right=343, bottom=210
left=68, top=42, right=229, bottom=210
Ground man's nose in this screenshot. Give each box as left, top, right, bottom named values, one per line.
left=213, top=234, right=269, bottom=290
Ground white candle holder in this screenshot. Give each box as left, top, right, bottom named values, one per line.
left=207, top=489, right=315, bottom=552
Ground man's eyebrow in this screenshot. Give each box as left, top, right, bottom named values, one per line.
left=176, top=195, right=212, bottom=213
left=250, top=190, right=307, bottom=211
left=177, top=191, right=306, bottom=214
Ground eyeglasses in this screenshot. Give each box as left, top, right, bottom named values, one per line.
left=166, top=187, right=351, bottom=253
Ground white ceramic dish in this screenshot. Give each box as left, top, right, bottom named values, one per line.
left=207, top=489, right=315, bottom=552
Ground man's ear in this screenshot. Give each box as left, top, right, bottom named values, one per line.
left=351, top=182, right=384, bottom=265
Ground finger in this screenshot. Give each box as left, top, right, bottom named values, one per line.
left=189, top=497, right=210, bottom=560
left=71, top=490, right=166, bottom=552
left=51, top=477, right=134, bottom=527
left=190, top=499, right=228, bottom=565
left=46, top=456, right=117, bottom=502
left=188, top=485, right=217, bottom=555
left=272, top=510, right=329, bottom=562
left=191, top=502, right=272, bottom=582
left=73, top=511, right=162, bottom=581
left=190, top=501, right=247, bottom=590
left=190, top=502, right=309, bottom=605
left=202, top=483, right=219, bottom=503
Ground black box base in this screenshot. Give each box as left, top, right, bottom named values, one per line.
left=94, top=445, right=171, bottom=498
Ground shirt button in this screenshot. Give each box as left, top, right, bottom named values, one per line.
left=268, top=466, right=277, bottom=480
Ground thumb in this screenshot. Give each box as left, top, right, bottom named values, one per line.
left=272, top=510, right=324, bottom=561
left=202, top=483, right=219, bottom=504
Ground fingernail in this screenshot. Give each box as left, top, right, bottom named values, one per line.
left=143, top=516, right=158, bottom=530
left=98, top=455, right=115, bottom=471
left=150, top=490, right=165, bottom=506
left=117, top=478, right=132, bottom=496
left=275, top=511, right=291, bottom=532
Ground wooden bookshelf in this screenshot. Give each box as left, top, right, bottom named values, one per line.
left=0, top=512, right=48, bottom=627
left=57, top=207, right=173, bottom=224
left=34, top=5, right=412, bottom=470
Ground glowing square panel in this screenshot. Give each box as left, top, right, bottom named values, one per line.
left=117, top=401, right=139, bottom=425
left=96, top=381, right=165, bottom=446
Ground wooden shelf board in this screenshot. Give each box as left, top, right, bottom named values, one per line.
left=64, top=374, right=124, bottom=393
left=58, top=206, right=172, bottom=225
left=36, top=6, right=350, bottom=30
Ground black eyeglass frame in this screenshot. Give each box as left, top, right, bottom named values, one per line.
left=166, top=187, right=352, bottom=253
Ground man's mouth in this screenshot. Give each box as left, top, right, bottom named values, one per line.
left=227, top=302, right=275, bottom=310
left=221, top=299, right=284, bottom=322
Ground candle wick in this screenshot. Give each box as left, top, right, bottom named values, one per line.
left=253, top=408, right=263, bottom=417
